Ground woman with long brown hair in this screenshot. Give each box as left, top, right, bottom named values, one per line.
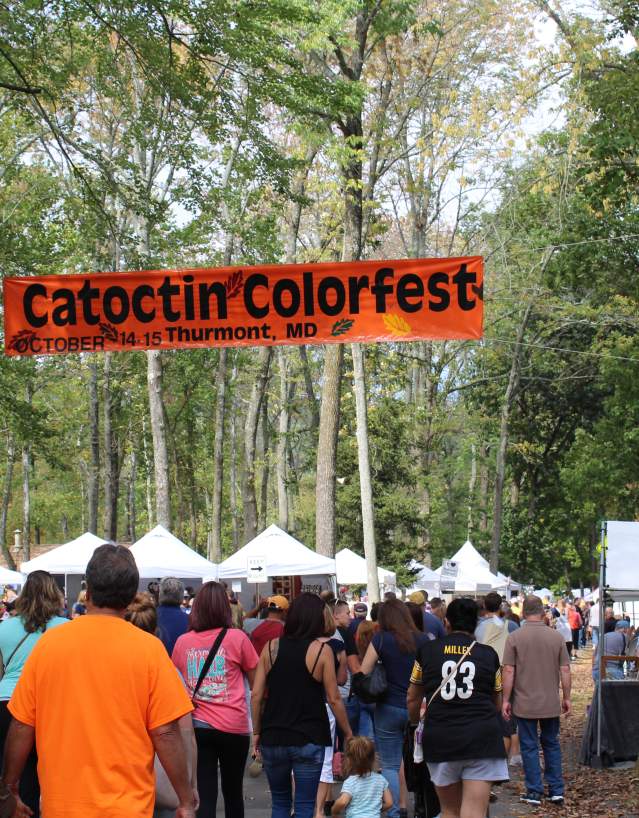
left=171, top=581, right=259, bottom=818
left=0, top=570, right=68, bottom=816
left=359, top=599, right=429, bottom=818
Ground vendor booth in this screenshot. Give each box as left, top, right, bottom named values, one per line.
left=580, top=521, right=639, bottom=767
left=435, top=540, right=507, bottom=594
left=217, top=524, right=336, bottom=609
left=335, top=548, right=396, bottom=591
left=20, top=531, right=109, bottom=604
left=131, top=525, right=218, bottom=583
left=405, top=560, right=441, bottom=596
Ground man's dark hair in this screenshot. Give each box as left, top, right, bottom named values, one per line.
left=86, top=544, right=139, bottom=610
left=384, top=591, right=396, bottom=601
left=430, top=597, right=443, bottom=611
left=445, top=597, right=479, bottom=634
left=484, top=592, right=503, bottom=614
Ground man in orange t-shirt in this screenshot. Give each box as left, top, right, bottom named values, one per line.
left=2, top=544, right=196, bottom=818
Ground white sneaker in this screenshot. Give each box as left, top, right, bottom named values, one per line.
left=509, top=754, right=523, bottom=766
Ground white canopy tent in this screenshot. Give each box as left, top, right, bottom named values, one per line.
left=405, top=560, right=441, bottom=595
left=435, top=540, right=507, bottom=593
left=218, top=525, right=335, bottom=579
left=20, top=532, right=108, bottom=575
left=535, top=587, right=555, bottom=601
left=131, top=525, right=218, bottom=579
left=0, top=567, right=25, bottom=585
left=335, top=548, right=396, bottom=587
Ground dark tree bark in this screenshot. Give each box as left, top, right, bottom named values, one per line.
left=210, top=349, right=227, bottom=562
left=87, top=359, right=100, bottom=534
left=242, top=347, right=272, bottom=543
left=0, top=435, right=17, bottom=570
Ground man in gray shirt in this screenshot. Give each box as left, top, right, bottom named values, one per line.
left=593, top=619, right=630, bottom=681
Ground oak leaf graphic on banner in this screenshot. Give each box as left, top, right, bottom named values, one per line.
left=331, top=318, right=354, bottom=336
left=225, top=270, right=243, bottom=298
left=383, top=313, right=411, bottom=335
left=99, top=322, right=118, bottom=342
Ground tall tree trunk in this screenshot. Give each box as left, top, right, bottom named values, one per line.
left=490, top=300, right=535, bottom=572
left=315, top=345, right=343, bottom=556
left=22, top=383, right=32, bottom=561
left=128, top=448, right=137, bottom=543
left=103, top=353, right=119, bottom=540
left=87, top=359, right=100, bottom=534
left=298, top=346, right=319, bottom=432
left=147, top=350, right=171, bottom=529
left=479, top=443, right=489, bottom=533
left=142, top=416, right=154, bottom=527
left=351, top=343, right=380, bottom=601
left=229, top=392, right=240, bottom=550
left=259, top=394, right=270, bottom=529
left=242, top=347, right=272, bottom=543
left=0, top=436, right=17, bottom=570
left=277, top=348, right=290, bottom=531
left=467, top=443, right=477, bottom=540
left=210, top=349, right=227, bottom=562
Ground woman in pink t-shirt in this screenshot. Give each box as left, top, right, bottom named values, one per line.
left=172, top=582, right=259, bottom=818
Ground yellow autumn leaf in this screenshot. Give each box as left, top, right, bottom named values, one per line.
left=383, top=313, right=411, bottom=336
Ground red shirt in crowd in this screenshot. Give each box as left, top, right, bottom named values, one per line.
left=568, top=608, right=582, bottom=629
left=251, top=619, right=284, bottom=659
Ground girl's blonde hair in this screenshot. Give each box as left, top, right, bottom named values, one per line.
left=343, top=736, right=376, bottom=778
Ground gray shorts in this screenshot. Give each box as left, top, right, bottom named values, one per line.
left=427, top=757, right=509, bottom=787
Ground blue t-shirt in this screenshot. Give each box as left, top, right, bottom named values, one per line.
left=0, top=615, right=69, bottom=699
left=342, top=772, right=389, bottom=818
left=157, top=605, right=190, bottom=656
left=372, top=630, right=428, bottom=708
left=423, top=611, right=445, bottom=640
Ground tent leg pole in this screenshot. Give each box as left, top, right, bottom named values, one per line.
left=595, top=520, right=606, bottom=766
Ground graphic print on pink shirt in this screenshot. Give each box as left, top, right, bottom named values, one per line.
left=172, top=627, right=259, bottom=734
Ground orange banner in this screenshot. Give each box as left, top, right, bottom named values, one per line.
left=3, top=257, right=483, bottom=356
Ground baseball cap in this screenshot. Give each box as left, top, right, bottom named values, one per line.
left=615, top=619, right=630, bottom=630
left=354, top=602, right=368, bottom=615
left=409, top=591, right=426, bottom=605
left=267, top=595, right=289, bottom=611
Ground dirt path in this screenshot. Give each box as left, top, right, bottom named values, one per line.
left=491, top=646, right=638, bottom=818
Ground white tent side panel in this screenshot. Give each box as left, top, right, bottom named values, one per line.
left=606, top=521, right=639, bottom=596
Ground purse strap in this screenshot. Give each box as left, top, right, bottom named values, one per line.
left=427, top=639, right=476, bottom=707
left=2, top=631, right=33, bottom=675
left=192, top=628, right=227, bottom=702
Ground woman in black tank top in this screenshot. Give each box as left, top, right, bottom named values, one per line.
left=252, top=593, right=352, bottom=818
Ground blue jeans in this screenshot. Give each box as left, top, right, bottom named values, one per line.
left=260, top=743, right=324, bottom=818
left=592, top=626, right=599, bottom=647
left=375, top=702, right=406, bottom=818
left=517, top=717, right=563, bottom=797
left=346, top=695, right=375, bottom=741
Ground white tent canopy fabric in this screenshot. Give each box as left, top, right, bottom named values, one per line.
left=450, top=540, right=489, bottom=569
left=605, top=521, right=639, bottom=602
left=0, top=567, right=25, bottom=585
left=535, top=587, right=555, bottom=601
left=131, top=525, right=218, bottom=579
left=20, top=532, right=109, bottom=575
left=405, top=560, right=441, bottom=594
left=218, top=525, right=335, bottom=579
left=435, top=541, right=506, bottom=592
left=335, top=549, right=396, bottom=587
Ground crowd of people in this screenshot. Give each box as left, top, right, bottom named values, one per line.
left=0, top=553, right=634, bottom=818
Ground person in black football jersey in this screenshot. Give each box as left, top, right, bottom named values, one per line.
left=407, top=597, right=508, bottom=818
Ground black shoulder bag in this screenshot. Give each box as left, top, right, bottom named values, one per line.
left=192, top=628, right=228, bottom=702
left=352, top=634, right=387, bottom=704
